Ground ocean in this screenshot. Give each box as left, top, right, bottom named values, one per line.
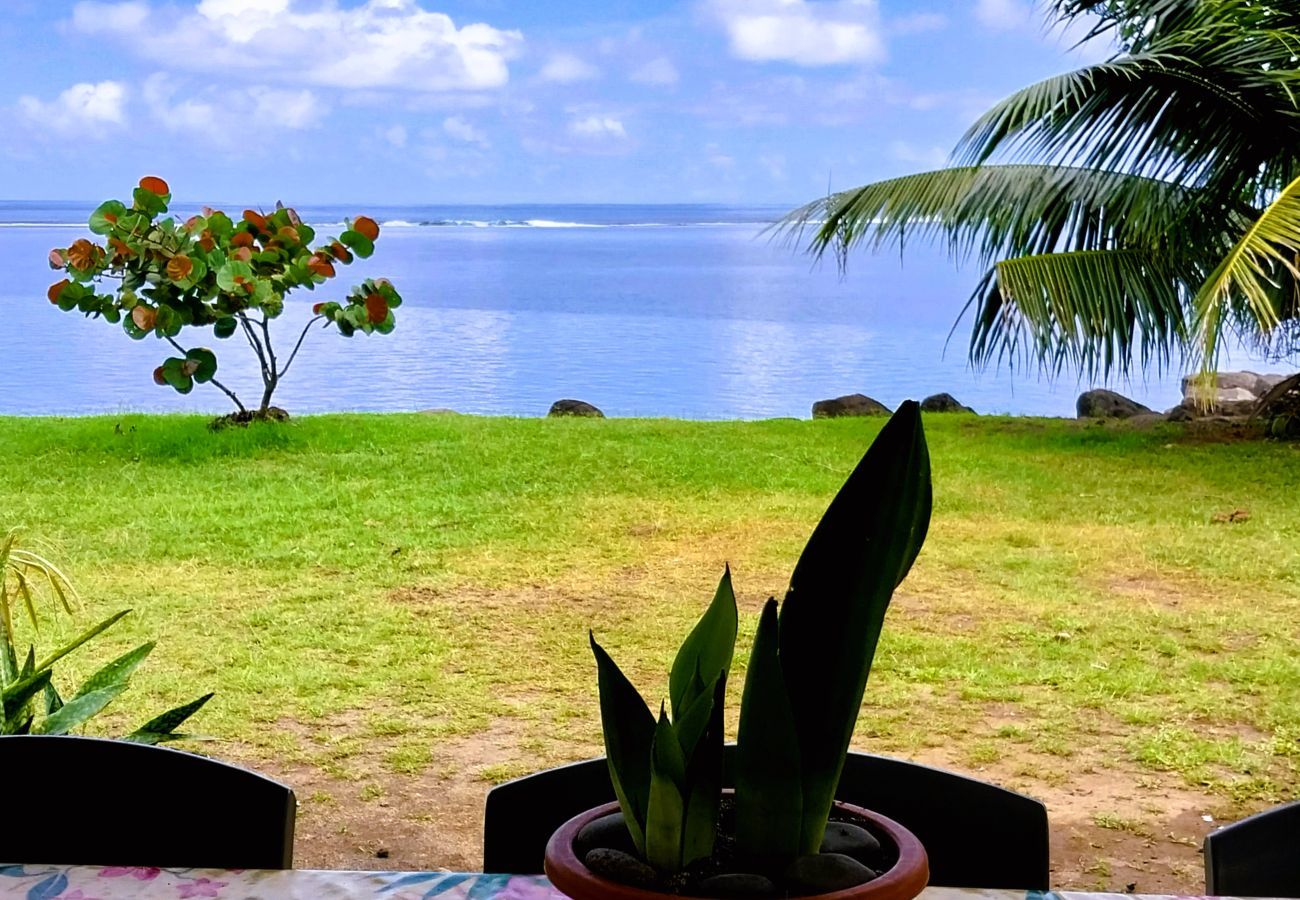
left=0, top=200, right=1273, bottom=419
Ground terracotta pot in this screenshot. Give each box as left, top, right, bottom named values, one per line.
left=544, top=800, right=929, bottom=900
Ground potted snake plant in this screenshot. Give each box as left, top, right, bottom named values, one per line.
left=545, top=401, right=933, bottom=899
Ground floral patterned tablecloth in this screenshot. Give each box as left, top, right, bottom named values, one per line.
left=0, top=869, right=1237, bottom=900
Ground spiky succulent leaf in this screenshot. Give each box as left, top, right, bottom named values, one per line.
left=123, top=692, right=214, bottom=744
left=778, top=401, right=932, bottom=853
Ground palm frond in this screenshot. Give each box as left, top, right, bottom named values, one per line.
left=955, top=51, right=1292, bottom=189
left=1195, top=172, right=1300, bottom=370
left=780, top=164, right=1234, bottom=272
left=965, top=247, right=1194, bottom=378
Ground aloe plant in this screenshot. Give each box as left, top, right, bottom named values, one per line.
left=590, top=401, right=931, bottom=873
left=0, top=529, right=212, bottom=742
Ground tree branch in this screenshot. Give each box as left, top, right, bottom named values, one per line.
left=280, top=315, right=326, bottom=380
left=236, top=313, right=270, bottom=382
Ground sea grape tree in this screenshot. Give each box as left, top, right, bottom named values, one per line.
left=46, top=176, right=403, bottom=419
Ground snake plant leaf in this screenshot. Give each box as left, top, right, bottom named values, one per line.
left=123, top=692, right=214, bottom=744
left=668, top=566, right=737, bottom=720
left=645, top=707, right=687, bottom=872
left=680, top=674, right=727, bottom=867
left=591, top=632, right=655, bottom=855
left=72, top=642, right=154, bottom=699
left=735, top=598, right=803, bottom=861
left=36, top=683, right=129, bottom=735
left=672, top=669, right=718, bottom=760
left=778, top=401, right=932, bottom=853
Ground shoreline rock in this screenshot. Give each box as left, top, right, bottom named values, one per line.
left=548, top=399, right=605, bottom=418
left=812, top=394, right=891, bottom=419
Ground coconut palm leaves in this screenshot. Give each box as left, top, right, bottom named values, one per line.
left=786, top=0, right=1300, bottom=377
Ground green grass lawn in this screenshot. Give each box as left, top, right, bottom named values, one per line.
left=2, top=412, right=1298, bottom=884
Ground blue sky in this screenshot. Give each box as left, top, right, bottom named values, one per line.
left=0, top=0, right=1108, bottom=205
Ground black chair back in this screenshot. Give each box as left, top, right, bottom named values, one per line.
left=1204, top=800, right=1300, bottom=897
left=0, top=736, right=296, bottom=869
left=484, top=747, right=1049, bottom=888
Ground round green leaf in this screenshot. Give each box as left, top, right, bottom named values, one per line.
left=89, top=200, right=127, bottom=235
left=338, top=230, right=375, bottom=258
left=213, top=317, right=237, bottom=339
left=185, top=347, right=217, bottom=383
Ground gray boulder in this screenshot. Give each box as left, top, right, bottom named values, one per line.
left=1180, top=371, right=1285, bottom=405
left=920, top=393, right=975, bottom=414
left=1077, top=389, right=1152, bottom=419
left=548, top=399, right=604, bottom=418
left=812, top=394, right=891, bottom=419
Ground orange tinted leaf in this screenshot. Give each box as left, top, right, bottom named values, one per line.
left=312, top=302, right=326, bottom=314
left=277, top=225, right=300, bottom=244
left=139, top=175, right=170, bottom=195
left=231, top=246, right=253, bottom=263
left=48, top=249, right=64, bottom=269
left=66, top=238, right=99, bottom=270
left=47, top=279, right=69, bottom=303
left=353, top=216, right=380, bottom=241
left=243, top=209, right=267, bottom=231
left=307, top=255, right=335, bottom=278
left=184, top=215, right=202, bottom=231
left=330, top=241, right=353, bottom=264
left=231, top=231, right=255, bottom=249
left=199, top=232, right=216, bottom=252
left=166, top=255, right=194, bottom=280
left=153, top=366, right=168, bottom=385
left=132, top=306, right=156, bottom=331
left=365, top=293, right=388, bottom=324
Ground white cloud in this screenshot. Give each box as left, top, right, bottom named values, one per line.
left=974, top=0, right=1035, bottom=31
left=630, top=57, right=679, bottom=86
left=569, top=115, right=626, bottom=139
left=384, top=124, right=408, bottom=147
left=889, top=140, right=948, bottom=167
left=71, top=0, right=523, bottom=92
left=141, top=73, right=324, bottom=142
left=443, top=115, right=489, bottom=146
left=17, top=81, right=127, bottom=137
left=759, top=153, right=787, bottom=180
left=706, top=0, right=885, bottom=67
left=539, top=53, right=599, bottom=83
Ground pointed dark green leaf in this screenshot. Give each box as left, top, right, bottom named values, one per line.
left=668, top=567, right=737, bottom=720
left=645, top=708, right=686, bottom=873
left=43, top=681, right=63, bottom=717
left=73, top=642, right=154, bottom=699
left=672, top=670, right=717, bottom=761
left=778, top=401, right=931, bottom=852
left=735, top=598, right=803, bottom=861
left=36, top=683, right=128, bottom=735
left=680, top=675, right=726, bottom=867
left=591, top=633, right=655, bottom=855
left=124, top=692, right=213, bottom=742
